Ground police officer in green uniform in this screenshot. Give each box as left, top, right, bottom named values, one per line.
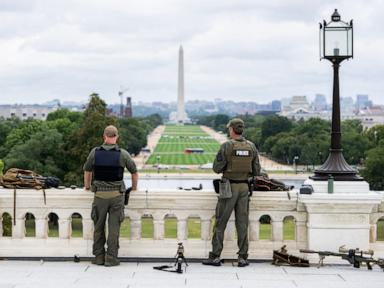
left=203, top=118, right=260, bottom=267
left=83, top=125, right=138, bottom=267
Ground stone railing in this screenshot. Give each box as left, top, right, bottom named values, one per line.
left=0, top=187, right=383, bottom=259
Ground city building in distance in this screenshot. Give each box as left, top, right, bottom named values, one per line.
left=0, top=104, right=58, bottom=120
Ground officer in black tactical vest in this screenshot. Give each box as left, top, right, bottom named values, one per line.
left=203, top=118, right=260, bottom=267
left=83, top=125, right=138, bottom=267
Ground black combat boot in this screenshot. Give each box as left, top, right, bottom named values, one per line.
left=91, top=254, right=105, bottom=265
left=202, top=253, right=222, bottom=266
left=104, top=255, right=120, bottom=267
left=238, top=256, right=249, bottom=267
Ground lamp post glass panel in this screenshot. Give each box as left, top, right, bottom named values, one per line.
left=311, top=9, right=362, bottom=181
left=320, top=9, right=353, bottom=60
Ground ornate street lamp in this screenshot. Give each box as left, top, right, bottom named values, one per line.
left=311, top=9, right=362, bottom=181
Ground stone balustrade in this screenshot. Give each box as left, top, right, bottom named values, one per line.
left=0, top=187, right=383, bottom=259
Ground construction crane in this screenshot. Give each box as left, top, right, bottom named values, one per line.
left=118, top=86, right=129, bottom=118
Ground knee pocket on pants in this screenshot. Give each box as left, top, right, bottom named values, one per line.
left=119, top=208, right=125, bottom=223
left=91, top=203, right=98, bottom=223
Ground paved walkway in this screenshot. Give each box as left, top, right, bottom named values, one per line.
left=133, top=125, right=165, bottom=169
left=0, top=260, right=383, bottom=288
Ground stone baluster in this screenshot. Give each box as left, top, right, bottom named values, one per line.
left=370, top=223, right=377, bottom=243
left=12, top=217, right=25, bottom=239
left=177, top=218, right=187, bottom=241
left=201, top=218, right=211, bottom=240
left=224, top=218, right=235, bottom=241
left=0, top=216, right=3, bottom=237
left=153, top=218, right=164, bottom=240
left=59, top=218, right=71, bottom=239
left=272, top=220, right=283, bottom=242
left=130, top=217, right=141, bottom=240
left=249, top=219, right=259, bottom=241
left=35, top=218, right=48, bottom=238
left=82, top=218, right=94, bottom=240
left=296, top=220, right=307, bottom=243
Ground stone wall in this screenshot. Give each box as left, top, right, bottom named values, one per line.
left=0, top=187, right=383, bottom=259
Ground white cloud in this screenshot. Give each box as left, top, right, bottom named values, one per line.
left=0, top=0, right=383, bottom=104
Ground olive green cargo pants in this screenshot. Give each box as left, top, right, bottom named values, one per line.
left=210, top=183, right=249, bottom=259
left=91, top=195, right=124, bottom=258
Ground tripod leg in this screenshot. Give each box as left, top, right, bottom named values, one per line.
left=176, top=257, right=183, bottom=273
left=318, top=256, right=325, bottom=268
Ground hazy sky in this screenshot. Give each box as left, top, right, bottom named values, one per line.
left=0, top=0, right=383, bottom=105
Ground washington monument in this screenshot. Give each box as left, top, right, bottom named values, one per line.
left=176, top=46, right=187, bottom=124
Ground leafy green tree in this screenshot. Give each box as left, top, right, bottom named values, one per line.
left=263, top=118, right=330, bottom=164
left=0, top=118, right=22, bottom=158
left=46, top=108, right=82, bottom=123
left=342, top=131, right=373, bottom=165
left=47, top=118, right=79, bottom=138
left=143, top=114, right=163, bottom=128
left=213, top=114, right=230, bottom=132
left=341, top=119, right=364, bottom=134
left=244, top=127, right=262, bottom=149
left=65, top=93, right=117, bottom=185
left=0, top=118, right=21, bottom=145
left=361, top=145, right=384, bottom=190
left=261, top=115, right=293, bottom=145
left=365, top=125, right=384, bottom=146
left=269, top=133, right=299, bottom=164
left=118, top=118, right=148, bottom=155
left=300, top=138, right=329, bottom=167
left=4, top=129, right=64, bottom=177
left=292, top=118, right=330, bottom=166
left=294, top=118, right=330, bottom=137
left=262, top=133, right=281, bottom=154
left=0, top=96, right=162, bottom=187
left=339, top=120, right=373, bottom=164
left=0, top=159, right=4, bottom=175
left=196, top=114, right=230, bottom=132
left=2, top=120, right=44, bottom=156
left=241, top=114, right=264, bottom=129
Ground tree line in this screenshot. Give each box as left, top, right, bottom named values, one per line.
left=0, top=93, right=162, bottom=186
left=197, top=113, right=384, bottom=190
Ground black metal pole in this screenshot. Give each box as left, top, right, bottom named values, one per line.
left=311, top=59, right=362, bottom=181
left=331, top=61, right=341, bottom=150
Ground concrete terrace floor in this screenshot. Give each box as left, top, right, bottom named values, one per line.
left=0, top=260, right=384, bottom=288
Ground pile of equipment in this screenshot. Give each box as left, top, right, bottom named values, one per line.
left=272, top=245, right=384, bottom=271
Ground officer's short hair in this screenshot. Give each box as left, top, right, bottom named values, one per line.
left=227, top=118, right=244, bottom=135
left=104, top=125, right=119, bottom=137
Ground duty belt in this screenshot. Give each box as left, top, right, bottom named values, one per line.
left=95, top=184, right=122, bottom=192
left=229, top=180, right=249, bottom=184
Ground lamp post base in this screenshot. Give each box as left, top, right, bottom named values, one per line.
left=310, top=149, right=363, bottom=181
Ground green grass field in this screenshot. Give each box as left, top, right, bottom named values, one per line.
left=146, top=125, right=220, bottom=165
left=158, top=137, right=217, bottom=144
left=155, top=143, right=218, bottom=153
left=161, top=125, right=207, bottom=136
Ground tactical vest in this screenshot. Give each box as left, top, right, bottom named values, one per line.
left=93, top=147, right=124, bottom=182
left=223, top=139, right=253, bottom=180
